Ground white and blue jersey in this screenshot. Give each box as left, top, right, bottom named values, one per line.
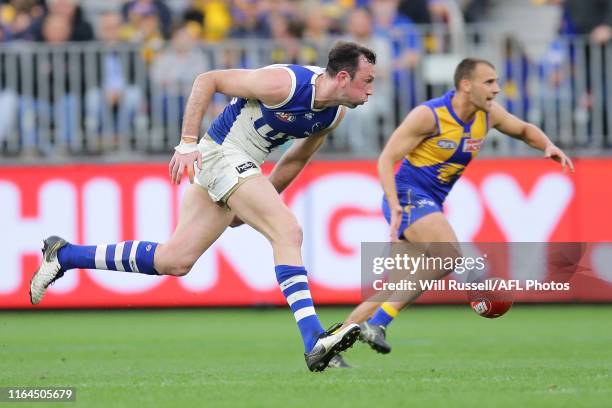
left=205, top=64, right=342, bottom=164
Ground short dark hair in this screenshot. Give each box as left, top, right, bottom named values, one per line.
left=454, top=58, right=496, bottom=89
left=326, top=41, right=376, bottom=79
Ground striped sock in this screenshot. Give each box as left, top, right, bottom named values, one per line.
left=57, top=241, right=159, bottom=275
left=368, top=302, right=399, bottom=328
left=275, top=265, right=325, bottom=353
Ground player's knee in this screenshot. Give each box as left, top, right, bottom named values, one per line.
left=271, top=216, right=303, bottom=248
left=282, top=222, right=303, bottom=248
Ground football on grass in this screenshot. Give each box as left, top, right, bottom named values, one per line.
left=468, top=278, right=514, bottom=318
left=470, top=297, right=513, bottom=318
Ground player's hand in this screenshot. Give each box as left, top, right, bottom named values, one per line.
left=544, top=145, right=574, bottom=173
left=229, top=215, right=245, bottom=228
left=169, top=149, right=202, bottom=185
left=389, top=204, right=403, bottom=243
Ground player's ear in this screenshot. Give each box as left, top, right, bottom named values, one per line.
left=460, top=78, right=471, bottom=92
left=337, top=70, right=351, bottom=87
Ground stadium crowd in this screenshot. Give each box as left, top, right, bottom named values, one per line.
left=0, top=0, right=610, bottom=157
left=0, top=0, right=491, bottom=45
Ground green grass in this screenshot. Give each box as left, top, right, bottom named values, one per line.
left=1, top=306, right=611, bottom=407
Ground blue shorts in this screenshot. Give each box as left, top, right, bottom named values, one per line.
left=382, top=186, right=443, bottom=240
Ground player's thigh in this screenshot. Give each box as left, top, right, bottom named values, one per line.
left=403, top=212, right=461, bottom=276
left=403, top=212, right=458, bottom=243
left=157, top=184, right=233, bottom=266
left=226, top=175, right=300, bottom=244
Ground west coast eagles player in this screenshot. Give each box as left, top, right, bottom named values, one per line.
left=342, top=58, right=574, bottom=359
left=30, top=42, right=376, bottom=372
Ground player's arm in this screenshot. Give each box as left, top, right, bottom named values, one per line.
left=180, top=68, right=292, bottom=141
left=170, top=68, right=293, bottom=185
left=269, top=107, right=347, bottom=193
left=379, top=106, right=436, bottom=241
left=490, top=101, right=574, bottom=172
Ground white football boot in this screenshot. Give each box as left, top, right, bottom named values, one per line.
left=30, top=236, right=68, bottom=305
left=304, top=323, right=360, bottom=372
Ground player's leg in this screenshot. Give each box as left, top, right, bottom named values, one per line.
left=344, top=301, right=380, bottom=326
left=345, top=189, right=447, bottom=323
left=379, top=212, right=460, bottom=313
left=153, top=184, right=234, bottom=275
left=344, top=239, right=432, bottom=325
left=227, top=175, right=303, bottom=265
left=227, top=175, right=360, bottom=371
left=361, top=212, right=460, bottom=353
left=30, top=184, right=232, bottom=304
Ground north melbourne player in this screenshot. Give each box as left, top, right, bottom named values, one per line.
left=30, top=42, right=376, bottom=372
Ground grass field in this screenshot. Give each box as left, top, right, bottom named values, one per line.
left=1, top=305, right=611, bottom=407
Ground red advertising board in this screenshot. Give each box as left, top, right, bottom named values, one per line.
left=1, top=158, right=611, bottom=308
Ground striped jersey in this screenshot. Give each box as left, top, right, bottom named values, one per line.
left=206, top=64, right=342, bottom=163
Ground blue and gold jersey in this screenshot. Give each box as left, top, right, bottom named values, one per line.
left=396, top=90, right=489, bottom=204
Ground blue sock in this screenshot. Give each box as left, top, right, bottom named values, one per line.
left=368, top=303, right=399, bottom=328
left=57, top=241, right=159, bottom=275
left=275, top=265, right=325, bottom=353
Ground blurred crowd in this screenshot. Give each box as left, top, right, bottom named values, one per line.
left=0, top=0, right=487, bottom=45
left=0, top=0, right=610, bottom=157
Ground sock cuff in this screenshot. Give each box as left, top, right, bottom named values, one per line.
left=135, top=241, right=160, bottom=275
left=274, top=264, right=307, bottom=284
left=381, top=302, right=399, bottom=318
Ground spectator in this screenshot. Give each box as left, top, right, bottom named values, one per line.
left=228, top=0, right=270, bottom=39
left=398, top=0, right=431, bottom=24
left=300, top=3, right=332, bottom=65
left=18, top=12, right=82, bottom=155
left=34, top=0, right=94, bottom=42
left=0, top=0, right=44, bottom=41
left=150, top=26, right=209, bottom=137
left=259, top=0, right=300, bottom=18
left=41, top=8, right=70, bottom=43
left=268, top=12, right=302, bottom=64
left=335, top=6, right=394, bottom=154
left=536, top=38, right=573, bottom=145
left=182, top=0, right=232, bottom=42
left=121, top=2, right=165, bottom=64
left=462, top=0, right=491, bottom=23
left=85, top=11, right=143, bottom=150
left=371, top=0, right=421, bottom=68
left=428, top=0, right=467, bottom=54
left=559, top=0, right=612, bottom=43
left=122, top=0, right=173, bottom=39
left=150, top=26, right=208, bottom=96
left=371, top=0, right=422, bottom=113
left=501, top=35, right=530, bottom=119
left=557, top=0, right=611, bottom=141
left=0, top=0, right=41, bottom=146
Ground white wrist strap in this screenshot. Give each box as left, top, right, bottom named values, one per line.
left=174, top=141, right=199, bottom=154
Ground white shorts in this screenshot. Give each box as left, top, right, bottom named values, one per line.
left=195, top=134, right=263, bottom=203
